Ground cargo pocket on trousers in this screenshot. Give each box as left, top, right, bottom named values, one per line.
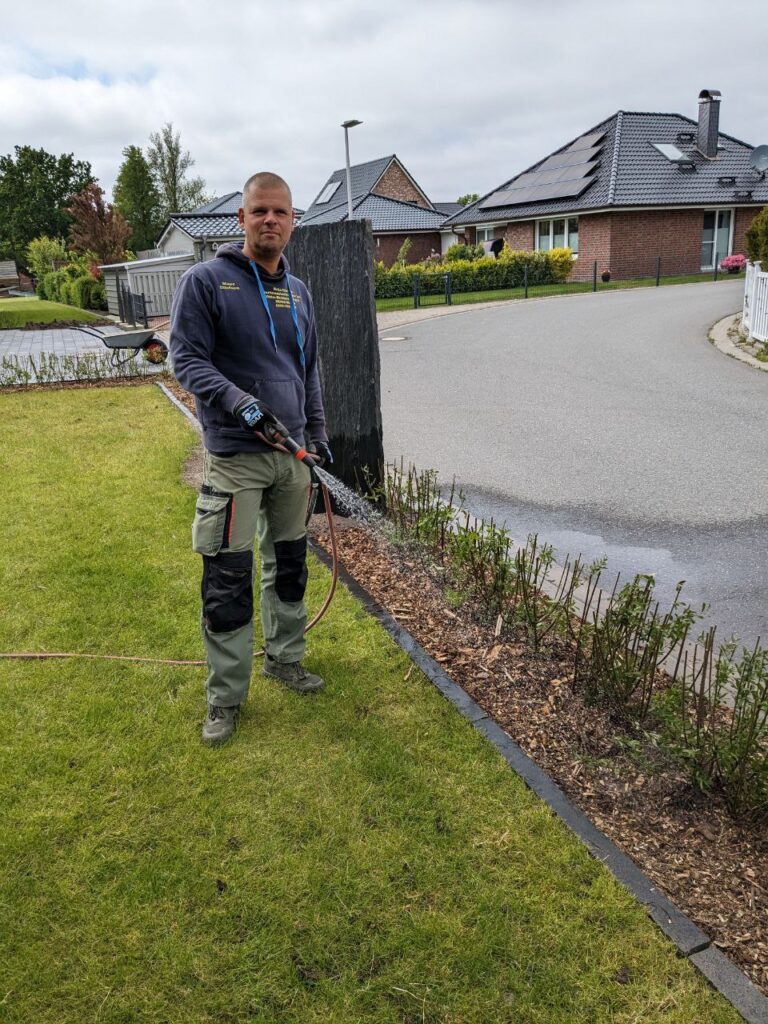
left=192, top=486, right=233, bottom=556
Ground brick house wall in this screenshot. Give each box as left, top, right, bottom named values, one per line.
left=574, top=214, right=612, bottom=281
left=733, top=208, right=760, bottom=257
left=375, top=232, right=441, bottom=266
left=372, top=161, right=431, bottom=208
left=502, top=221, right=535, bottom=250
left=607, top=209, right=703, bottom=279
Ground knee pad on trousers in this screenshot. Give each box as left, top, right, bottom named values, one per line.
left=274, top=537, right=308, bottom=603
left=202, top=549, right=253, bottom=633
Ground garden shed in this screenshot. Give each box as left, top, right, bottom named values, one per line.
left=100, top=253, right=194, bottom=318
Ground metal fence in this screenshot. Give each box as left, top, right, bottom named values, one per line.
left=743, top=261, right=768, bottom=342
left=117, top=283, right=149, bottom=327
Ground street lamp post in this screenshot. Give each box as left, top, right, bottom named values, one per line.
left=341, top=119, right=362, bottom=220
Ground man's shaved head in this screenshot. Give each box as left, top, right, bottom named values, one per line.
left=242, top=172, right=292, bottom=206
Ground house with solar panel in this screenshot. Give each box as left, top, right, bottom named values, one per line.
left=443, top=90, right=768, bottom=281
left=298, top=155, right=457, bottom=265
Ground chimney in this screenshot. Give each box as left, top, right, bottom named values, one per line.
left=697, top=89, right=721, bottom=158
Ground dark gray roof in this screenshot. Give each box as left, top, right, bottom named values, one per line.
left=446, top=111, right=768, bottom=225
left=299, top=193, right=446, bottom=232
left=433, top=201, right=464, bottom=216
left=302, top=155, right=394, bottom=223
left=170, top=214, right=243, bottom=239
left=190, top=192, right=241, bottom=214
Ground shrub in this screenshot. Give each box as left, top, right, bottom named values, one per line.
left=547, top=247, right=575, bottom=283
left=745, top=207, right=768, bottom=265
left=26, top=236, right=68, bottom=283
left=396, top=237, right=413, bottom=265
left=445, top=242, right=484, bottom=262
left=720, top=253, right=747, bottom=273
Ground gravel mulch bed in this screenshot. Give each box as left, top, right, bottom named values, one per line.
left=310, top=521, right=768, bottom=996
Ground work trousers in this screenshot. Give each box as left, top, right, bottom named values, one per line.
left=192, top=449, right=312, bottom=707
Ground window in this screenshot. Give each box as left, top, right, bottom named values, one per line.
left=537, top=217, right=578, bottom=254
left=701, top=209, right=733, bottom=270
left=476, top=226, right=496, bottom=244
left=316, top=181, right=341, bottom=204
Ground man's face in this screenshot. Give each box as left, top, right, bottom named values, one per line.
left=238, top=184, right=293, bottom=263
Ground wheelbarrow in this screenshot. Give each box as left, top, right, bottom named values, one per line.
left=75, top=325, right=169, bottom=367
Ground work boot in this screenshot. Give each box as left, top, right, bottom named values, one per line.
left=202, top=703, right=240, bottom=745
left=263, top=655, right=325, bottom=694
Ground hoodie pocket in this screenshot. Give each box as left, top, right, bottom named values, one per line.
left=251, top=378, right=306, bottom=435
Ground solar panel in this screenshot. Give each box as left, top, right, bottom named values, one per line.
left=565, top=131, right=605, bottom=152
left=537, top=145, right=602, bottom=172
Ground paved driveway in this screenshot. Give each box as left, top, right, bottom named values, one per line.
left=380, top=279, right=768, bottom=643
left=0, top=324, right=165, bottom=379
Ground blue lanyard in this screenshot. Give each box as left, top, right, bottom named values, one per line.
left=249, top=260, right=305, bottom=367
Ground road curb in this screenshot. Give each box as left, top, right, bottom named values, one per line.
left=709, top=313, right=768, bottom=372
left=309, top=539, right=768, bottom=1023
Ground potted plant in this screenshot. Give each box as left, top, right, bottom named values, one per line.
left=720, top=253, right=747, bottom=275
left=601, top=268, right=611, bottom=282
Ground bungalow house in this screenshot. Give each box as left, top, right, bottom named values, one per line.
left=443, top=90, right=768, bottom=281
left=156, top=193, right=305, bottom=261
left=298, top=155, right=451, bottom=265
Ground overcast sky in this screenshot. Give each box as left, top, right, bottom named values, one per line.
left=2, top=0, right=767, bottom=211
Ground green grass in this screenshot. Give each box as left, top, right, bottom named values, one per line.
left=375, top=271, right=734, bottom=312
left=0, top=296, right=106, bottom=329
left=0, top=386, right=741, bottom=1023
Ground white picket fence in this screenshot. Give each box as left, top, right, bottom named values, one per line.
left=743, top=261, right=768, bottom=342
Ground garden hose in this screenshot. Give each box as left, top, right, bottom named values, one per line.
left=0, top=479, right=339, bottom=668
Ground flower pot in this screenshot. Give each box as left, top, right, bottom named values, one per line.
left=601, top=271, right=611, bottom=283
left=726, top=267, right=741, bottom=275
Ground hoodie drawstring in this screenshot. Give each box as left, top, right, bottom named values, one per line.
left=249, top=260, right=305, bottom=367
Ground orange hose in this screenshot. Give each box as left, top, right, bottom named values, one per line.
left=0, top=480, right=339, bottom=667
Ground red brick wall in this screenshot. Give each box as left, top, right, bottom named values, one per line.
left=574, top=214, right=612, bottom=281
left=374, top=232, right=441, bottom=266
left=372, top=162, right=430, bottom=208
left=502, top=221, right=535, bottom=250
left=607, top=209, right=703, bottom=279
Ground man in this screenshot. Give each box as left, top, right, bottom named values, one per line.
left=170, top=172, right=332, bottom=745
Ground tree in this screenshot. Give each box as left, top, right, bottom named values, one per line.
left=26, top=235, right=68, bottom=281
left=0, top=146, right=93, bottom=270
left=147, top=122, right=208, bottom=217
left=457, top=193, right=480, bottom=206
left=113, top=145, right=163, bottom=252
left=67, top=182, right=131, bottom=264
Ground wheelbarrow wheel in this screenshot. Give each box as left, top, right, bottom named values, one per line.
left=142, top=339, right=169, bottom=365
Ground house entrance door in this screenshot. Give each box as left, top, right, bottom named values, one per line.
left=701, top=210, right=732, bottom=270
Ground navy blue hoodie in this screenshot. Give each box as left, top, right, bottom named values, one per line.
left=170, top=243, right=327, bottom=454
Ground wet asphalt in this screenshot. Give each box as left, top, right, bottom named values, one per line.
left=379, top=279, right=768, bottom=645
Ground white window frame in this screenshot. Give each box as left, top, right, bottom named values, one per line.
left=701, top=207, right=735, bottom=271
left=535, top=216, right=579, bottom=255
left=316, top=181, right=342, bottom=205
left=475, top=225, right=497, bottom=244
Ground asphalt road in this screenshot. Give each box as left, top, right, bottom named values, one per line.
left=380, top=280, right=768, bottom=645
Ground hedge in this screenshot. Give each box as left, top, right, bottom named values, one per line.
left=38, top=267, right=107, bottom=311
left=375, top=247, right=575, bottom=298
left=746, top=206, right=768, bottom=266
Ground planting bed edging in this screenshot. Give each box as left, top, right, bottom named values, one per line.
left=309, top=540, right=768, bottom=1024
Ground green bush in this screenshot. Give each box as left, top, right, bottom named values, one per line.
left=445, top=242, right=485, bottom=262
left=26, top=236, right=68, bottom=283
left=547, top=247, right=575, bottom=282
left=746, top=206, right=768, bottom=266
left=35, top=263, right=105, bottom=309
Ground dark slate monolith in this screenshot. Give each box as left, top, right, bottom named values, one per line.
left=286, top=220, right=384, bottom=505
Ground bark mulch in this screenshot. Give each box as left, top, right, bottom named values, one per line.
left=310, top=520, right=768, bottom=996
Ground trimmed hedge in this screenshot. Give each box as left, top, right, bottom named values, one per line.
left=38, top=267, right=107, bottom=310
left=746, top=206, right=768, bottom=266
left=375, top=247, right=574, bottom=298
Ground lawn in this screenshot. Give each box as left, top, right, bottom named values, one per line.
left=0, top=296, right=106, bottom=328
left=0, top=385, right=742, bottom=1023
left=375, top=271, right=736, bottom=313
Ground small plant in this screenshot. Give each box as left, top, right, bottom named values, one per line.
left=396, top=237, right=413, bottom=266
left=720, top=253, right=747, bottom=274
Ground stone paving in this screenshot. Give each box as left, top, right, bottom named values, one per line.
left=0, top=323, right=166, bottom=380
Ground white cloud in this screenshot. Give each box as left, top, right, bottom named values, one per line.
left=1, top=0, right=766, bottom=208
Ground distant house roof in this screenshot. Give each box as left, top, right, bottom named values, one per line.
left=433, top=202, right=464, bottom=217
left=156, top=194, right=305, bottom=247
left=445, top=111, right=768, bottom=226
left=300, top=155, right=445, bottom=232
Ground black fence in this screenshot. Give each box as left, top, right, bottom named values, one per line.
left=117, top=283, right=149, bottom=327
left=380, top=252, right=744, bottom=311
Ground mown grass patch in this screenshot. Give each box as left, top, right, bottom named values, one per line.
left=0, top=386, right=741, bottom=1023
left=0, top=296, right=106, bottom=329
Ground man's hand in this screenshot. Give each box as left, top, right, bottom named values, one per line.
left=307, top=440, right=333, bottom=467
left=235, top=397, right=278, bottom=433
